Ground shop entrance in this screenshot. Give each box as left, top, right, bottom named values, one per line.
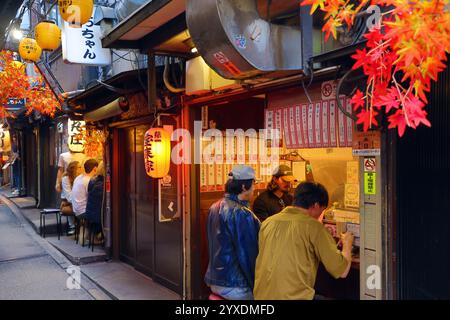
left=115, top=121, right=183, bottom=295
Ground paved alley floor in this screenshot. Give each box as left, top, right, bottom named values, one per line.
left=0, top=202, right=94, bottom=300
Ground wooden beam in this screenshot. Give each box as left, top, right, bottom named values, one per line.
left=138, top=13, right=187, bottom=51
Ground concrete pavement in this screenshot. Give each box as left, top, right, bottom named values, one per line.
left=0, top=201, right=106, bottom=300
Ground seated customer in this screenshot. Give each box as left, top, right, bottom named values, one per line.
left=85, top=161, right=105, bottom=242
left=60, top=160, right=83, bottom=235
left=72, top=159, right=99, bottom=240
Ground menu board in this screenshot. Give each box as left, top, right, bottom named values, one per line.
left=266, top=97, right=352, bottom=149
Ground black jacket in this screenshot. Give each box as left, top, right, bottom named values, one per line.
left=85, top=175, right=104, bottom=225
left=252, top=190, right=293, bottom=221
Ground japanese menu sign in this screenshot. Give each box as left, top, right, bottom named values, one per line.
left=265, top=97, right=353, bottom=149
left=68, top=119, right=85, bottom=153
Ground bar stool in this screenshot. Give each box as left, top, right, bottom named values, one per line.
left=40, top=209, right=61, bottom=239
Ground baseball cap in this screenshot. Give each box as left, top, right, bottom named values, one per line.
left=229, top=165, right=256, bottom=180
left=272, top=165, right=296, bottom=182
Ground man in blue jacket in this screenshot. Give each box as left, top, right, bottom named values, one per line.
left=205, top=165, right=261, bottom=300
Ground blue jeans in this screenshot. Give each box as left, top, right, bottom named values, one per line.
left=210, top=285, right=254, bottom=300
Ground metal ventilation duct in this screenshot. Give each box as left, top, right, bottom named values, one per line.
left=186, top=0, right=303, bottom=80
left=115, top=0, right=150, bottom=22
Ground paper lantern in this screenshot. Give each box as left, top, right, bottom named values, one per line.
left=10, top=61, right=25, bottom=73
left=0, top=130, right=11, bottom=153
left=144, top=127, right=171, bottom=178
left=59, top=0, right=94, bottom=27
left=18, top=38, right=42, bottom=62
left=35, top=21, right=61, bottom=51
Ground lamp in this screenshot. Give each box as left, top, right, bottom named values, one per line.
left=144, top=127, right=171, bottom=179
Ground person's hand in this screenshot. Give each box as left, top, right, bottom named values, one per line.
left=55, top=184, right=62, bottom=193
left=340, top=232, right=354, bottom=248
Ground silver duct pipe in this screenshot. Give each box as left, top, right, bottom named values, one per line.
left=84, top=97, right=129, bottom=122
left=186, top=0, right=304, bottom=80
left=115, top=0, right=151, bottom=22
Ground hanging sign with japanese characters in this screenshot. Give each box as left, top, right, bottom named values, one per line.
left=68, top=119, right=85, bottom=152
left=61, top=17, right=111, bottom=66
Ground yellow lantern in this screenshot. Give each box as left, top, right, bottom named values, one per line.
left=0, top=129, right=11, bottom=153
left=10, top=61, right=26, bottom=73
left=144, top=127, right=171, bottom=178
left=18, top=38, right=42, bottom=62
left=59, top=0, right=94, bottom=27
left=35, top=21, right=61, bottom=51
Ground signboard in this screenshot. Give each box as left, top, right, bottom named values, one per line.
left=62, top=17, right=111, bottom=66
left=364, top=158, right=376, bottom=172
left=6, top=98, right=25, bottom=111
left=68, top=119, right=85, bottom=152
left=158, top=124, right=180, bottom=222
left=364, top=172, right=376, bottom=195
left=321, top=80, right=337, bottom=100
left=265, top=96, right=352, bottom=149
left=352, top=130, right=381, bottom=156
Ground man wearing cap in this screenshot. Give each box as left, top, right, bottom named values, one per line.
left=205, top=165, right=261, bottom=300
left=252, top=165, right=296, bottom=221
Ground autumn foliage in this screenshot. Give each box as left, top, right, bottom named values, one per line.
left=0, top=50, right=61, bottom=118
left=301, top=0, right=450, bottom=136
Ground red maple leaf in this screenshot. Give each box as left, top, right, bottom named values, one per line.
left=374, top=87, right=400, bottom=113
left=388, top=109, right=407, bottom=137
left=350, top=89, right=365, bottom=111
left=351, top=48, right=368, bottom=70
left=356, top=108, right=379, bottom=132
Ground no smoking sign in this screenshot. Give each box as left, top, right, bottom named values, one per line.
left=364, top=158, right=376, bottom=172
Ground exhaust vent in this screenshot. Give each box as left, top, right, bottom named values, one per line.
left=186, top=0, right=304, bottom=80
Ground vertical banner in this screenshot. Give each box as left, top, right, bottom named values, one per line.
left=216, top=163, right=224, bottom=191
left=314, top=102, right=322, bottom=148
left=322, top=101, right=330, bottom=148
left=329, top=100, right=338, bottom=147
left=346, top=97, right=353, bottom=147
left=200, top=163, right=208, bottom=193
left=289, top=106, right=298, bottom=148
left=207, top=163, right=216, bottom=192
left=295, top=105, right=304, bottom=148
left=283, top=108, right=291, bottom=148
left=302, top=104, right=309, bottom=148
left=338, top=97, right=348, bottom=147
left=307, top=103, right=315, bottom=148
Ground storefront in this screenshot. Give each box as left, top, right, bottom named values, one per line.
left=185, top=75, right=387, bottom=300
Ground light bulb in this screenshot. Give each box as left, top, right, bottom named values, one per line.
left=12, top=29, right=23, bottom=40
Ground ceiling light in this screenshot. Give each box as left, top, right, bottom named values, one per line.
left=12, top=29, right=23, bottom=40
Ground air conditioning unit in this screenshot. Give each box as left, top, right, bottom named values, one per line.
left=186, top=56, right=240, bottom=95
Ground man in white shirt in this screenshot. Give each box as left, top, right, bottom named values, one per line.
left=55, top=149, right=87, bottom=193
left=72, top=159, right=99, bottom=217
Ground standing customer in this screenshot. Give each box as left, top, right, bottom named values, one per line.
left=254, top=181, right=354, bottom=300
left=205, top=165, right=261, bottom=300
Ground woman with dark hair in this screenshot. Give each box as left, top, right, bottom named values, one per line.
left=85, top=161, right=105, bottom=244
left=60, top=161, right=82, bottom=235
left=205, top=165, right=261, bottom=300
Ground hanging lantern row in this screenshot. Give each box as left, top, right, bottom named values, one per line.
left=59, top=0, right=94, bottom=28
left=17, top=0, right=93, bottom=62
left=144, top=127, right=171, bottom=179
